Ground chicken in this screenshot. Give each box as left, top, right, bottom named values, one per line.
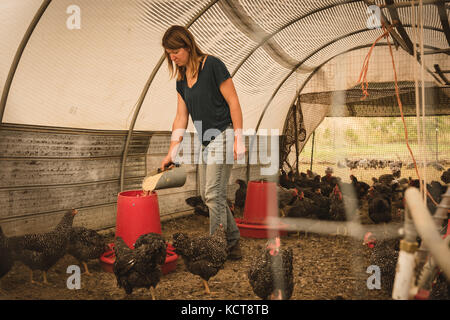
left=329, top=185, right=346, bottom=221
left=285, top=191, right=315, bottom=219
left=407, top=180, right=445, bottom=215
left=234, top=179, right=247, bottom=216
left=279, top=170, right=295, bottom=189
left=367, top=186, right=392, bottom=224
left=8, top=209, right=77, bottom=284
left=185, top=196, right=209, bottom=217
left=172, top=224, right=228, bottom=294
left=113, top=233, right=167, bottom=299
left=307, top=186, right=331, bottom=220
left=185, top=196, right=234, bottom=217
left=378, top=168, right=401, bottom=185
left=350, top=175, right=370, bottom=200
left=0, top=226, right=14, bottom=291
left=441, top=168, right=450, bottom=184
left=320, top=176, right=338, bottom=197
left=277, top=186, right=298, bottom=217
left=67, top=227, right=109, bottom=276
left=248, top=237, right=294, bottom=300
left=363, top=232, right=400, bottom=294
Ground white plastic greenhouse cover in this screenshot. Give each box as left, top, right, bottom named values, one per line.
left=1, top=0, right=449, bottom=133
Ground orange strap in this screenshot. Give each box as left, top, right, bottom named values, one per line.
left=358, top=24, right=439, bottom=207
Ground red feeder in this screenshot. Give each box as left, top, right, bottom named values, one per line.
left=235, top=180, right=288, bottom=238
left=99, top=190, right=178, bottom=274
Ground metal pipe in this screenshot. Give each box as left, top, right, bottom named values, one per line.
left=310, top=131, right=315, bottom=172
left=377, top=0, right=446, bottom=9
left=405, top=187, right=450, bottom=280
left=415, top=237, right=450, bottom=299
left=392, top=201, right=419, bottom=300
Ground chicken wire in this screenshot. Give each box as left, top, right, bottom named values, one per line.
left=1, top=0, right=449, bottom=300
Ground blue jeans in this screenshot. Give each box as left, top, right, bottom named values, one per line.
left=199, top=127, right=240, bottom=248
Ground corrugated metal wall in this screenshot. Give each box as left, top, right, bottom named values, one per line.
left=0, top=124, right=148, bottom=235
left=0, top=124, right=275, bottom=236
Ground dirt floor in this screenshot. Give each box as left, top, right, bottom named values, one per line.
left=0, top=212, right=425, bottom=301
left=1, top=164, right=448, bottom=300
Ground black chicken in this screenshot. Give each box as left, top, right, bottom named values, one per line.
left=441, top=168, right=450, bottom=184
left=279, top=170, right=295, bottom=189
left=0, top=226, right=14, bottom=291
left=248, top=237, right=294, bottom=300
left=277, top=186, right=299, bottom=217
left=67, top=227, right=108, bottom=276
left=172, top=224, right=228, bottom=295
left=329, top=185, right=346, bottom=221
left=367, top=186, right=392, bottom=224
left=8, top=209, right=77, bottom=284
left=113, top=233, right=167, bottom=299
left=285, top=191, right=316, bottom=219
left=350, top=175, right=370, bottom=200
left=307, top=186, right=331, bottom=220
left=378, top=168, right=401, bottom=185
left=234, top=179, right=247, bottom=217
left=185, top=196, right=234, bottom=217
left=185, top=196, right=209, bottom=217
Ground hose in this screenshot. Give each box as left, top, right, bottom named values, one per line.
left=404, top=187, right=450, bottom=280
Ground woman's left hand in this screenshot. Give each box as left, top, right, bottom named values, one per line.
left=234, top=134, right=246, bottom=160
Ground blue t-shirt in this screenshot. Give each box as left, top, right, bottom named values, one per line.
left=176, top=55, right=233, bottom=146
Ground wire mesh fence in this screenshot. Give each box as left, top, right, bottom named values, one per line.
left=286, top=115, right=450, bottom=184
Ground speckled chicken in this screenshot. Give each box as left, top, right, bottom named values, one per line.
left=7, top=209, right=77, bottom=284
left=0, top=226, right=14, bottom=290
left=113, top=233, right=167, bottom=299
left=172, top=224, right=228, bottom=294
left=67, top=227, right=108, bottom=275
left=363, top=232, right=400, bottom=294
left=248, top=237, right=294, bottom=300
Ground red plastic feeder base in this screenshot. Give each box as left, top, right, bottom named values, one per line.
left=235, top=180, right=288, bottom=238
left=99, top=242, right=178, bottom=275
left=235, top=218, right=288, bottom=239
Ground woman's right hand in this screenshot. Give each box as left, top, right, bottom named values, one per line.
left=161, top=153, right=174, bottom=171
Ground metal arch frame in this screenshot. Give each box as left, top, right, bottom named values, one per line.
left=254, top=24, right=445, bottom=134
left=119, top=0, right=220, bottom=191
left=244, top=24, right=445, bottom=180
left=230, top=0, right=447, bottom=78
left=280, top=41, right=447, bottom=160
left=384, top=0, right=415, bottom=54
left=230, top=0, right=362, bottom=77
left=0, top=0, right=52, bottom=123
left=435, top=0, right=450, bottom=46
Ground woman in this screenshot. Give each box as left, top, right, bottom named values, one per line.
left=161, top=25, right=245, bottom=260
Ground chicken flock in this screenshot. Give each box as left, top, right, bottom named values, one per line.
left=1, top=166, right=449, bottom=300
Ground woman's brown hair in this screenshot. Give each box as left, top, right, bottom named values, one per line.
left=162, top=25, right=206, bottom=81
